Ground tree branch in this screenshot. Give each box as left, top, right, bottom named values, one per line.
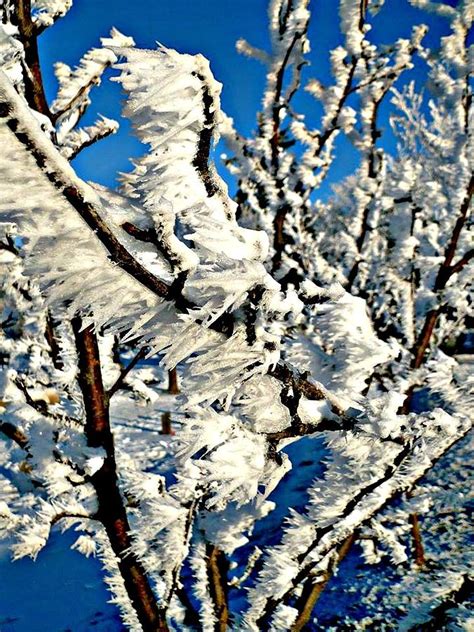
left=167, top=367, right=179, bottom=395
left=449, top=248, right=474, bottom=277
left=106, top=346, right=147, bottom=401
left=0, top=78, right=174, bottom=302
left=12, top=0, right=51, bottom=116
left=13, top=375, right=80, bottom=427
left=44, top=310, right=64, bottom=370
left=67, top=123, right=117, bottom=160
left=434, top=172, right=474, bottom=291
left=409, top=511, right=425, bottom=567
left=255, top=421, right=472, bottom=628
left=206, top=543, right=230, bottom=632
left=51, top=63, right=112, bottom=124
left=50, top=510, right=97, bottom=527
left=0, top=235, right=19, bottom=255
left=10, top=9, right=168, bottom=628
left=290, top=534, right=355, bottom=632
left=268, top=363, right=346, bottom=416
left=411, top=172, right=473, bottom=368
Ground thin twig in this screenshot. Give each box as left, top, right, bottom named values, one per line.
left=67, top=124, right=117, bottom=160
left=291, top=534, right=356, bottom=632
left=44, top=310, right=64, bottom=370
left=13, top=376, right=80, bottom=427
left=50, top=511, right=97, bottom=527
left=449, top=248, right=474, bottom=277
left=0, top=236, right=19, bottom=255
left=107, top=347, right=147, bottom=401
left=51, top=63, right=111, bottom=124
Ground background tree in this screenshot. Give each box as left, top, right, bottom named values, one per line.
left=0, top=1, right=472, bottom=631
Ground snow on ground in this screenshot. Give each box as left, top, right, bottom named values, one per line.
left=0, top=530, right=124, bottom=632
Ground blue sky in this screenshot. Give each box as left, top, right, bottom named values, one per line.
left=38, top=0, right=459, bottom=190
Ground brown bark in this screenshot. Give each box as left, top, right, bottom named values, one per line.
left=168, top=368, right=179, bottom=395
left=107, top=347, right=147, bottom=401
left=160, top=369, right=179, bottom=434
left=411, top=309, right=440, bottom=370
left=12, top=0, right=51, bottom=117
left=72, top=318, right=168, bottom=632
left=206, top=543, right=230, bottom=632
left=44, top=311, right=64, bottom=370
left=409, top=512, right=425, bottom=567
left=411, top=172, right=473, bottom=368
left=434, top=173, right=474, bottom=290
left=291, top=534, right=355, bottom=632
left=160, top=412, right=173, bottom=435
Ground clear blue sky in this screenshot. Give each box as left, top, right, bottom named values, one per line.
left=39, top=0, right=459, bottom=189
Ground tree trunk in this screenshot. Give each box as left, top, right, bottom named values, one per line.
left=72, top=318, right=168, bottom=632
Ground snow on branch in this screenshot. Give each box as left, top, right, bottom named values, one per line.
left=32, top=0, right=73, bottom=34
left=52, top=28, right=134, bottom=140
left=244, top=409, right=471, bottom=629
left=0, top=71, right=169, bottom=329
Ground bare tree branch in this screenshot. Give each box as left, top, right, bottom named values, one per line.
left=291, top=534, right=356, bottom=632
left=206, top=543, right=230, bottom=632
left=12, top=0, right=51, bottom=116
left=106, top=346, right=148, bottom=401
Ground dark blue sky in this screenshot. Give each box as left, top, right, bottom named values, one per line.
left=38, top=0, right=458, bottom=190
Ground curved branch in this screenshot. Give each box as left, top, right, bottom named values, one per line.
left=67, top=123, right=117, bottom=160
left=0, top=76, right=173, bottom=301
left=51, top=63, right=112, bottom=124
